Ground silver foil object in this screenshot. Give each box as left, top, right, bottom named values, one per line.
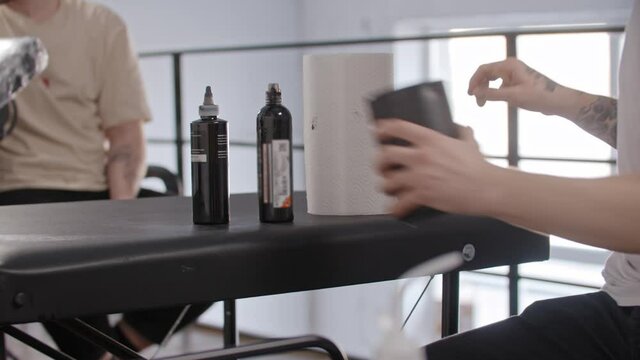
left=0, top=37, right=48, bottom=109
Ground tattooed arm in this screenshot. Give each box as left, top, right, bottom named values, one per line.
left=567, top=94, right=617, bottom=147
left=105, top=120, right=147, bottom=200
left=372, top=58, right=632, bottom=253
left=468, top=57, right=617, bottom=148
left=375, top=120, right=640, bottom=252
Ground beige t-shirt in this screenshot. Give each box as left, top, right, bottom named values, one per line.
left=0, top=0, right=151, bottom=192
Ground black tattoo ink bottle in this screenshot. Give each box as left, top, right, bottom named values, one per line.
left=257, top=83, right=293, bottom=223
left=191, top=85, right=229, bottom=224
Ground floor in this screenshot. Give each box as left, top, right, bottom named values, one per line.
left=4, top=323, right=331, bottom=360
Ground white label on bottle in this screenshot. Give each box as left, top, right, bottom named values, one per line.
left=271, top=139, right=291, bottom=208
left=262, top=143, right=271, bottom=204
left=191, top=154, right=207, bottom=162
left=217, top=134, right=228, bottom=159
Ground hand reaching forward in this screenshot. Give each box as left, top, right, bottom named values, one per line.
left=375, top=119, right=499, bottom=218
left=468, top=57, right=565, bottom=116
left=469, top=57, right=618, bottom=148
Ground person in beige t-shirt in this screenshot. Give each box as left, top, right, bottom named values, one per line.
left=0, top=1, right=211, bottom=359
left=0, top=0, right=150, bottom=202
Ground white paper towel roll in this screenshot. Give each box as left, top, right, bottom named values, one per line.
left=303, top=53, right=394, bottom=215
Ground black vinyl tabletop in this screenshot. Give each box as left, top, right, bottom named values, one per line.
left=0, top=192, right=548, bottom=324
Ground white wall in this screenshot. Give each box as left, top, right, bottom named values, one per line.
left=93, top=0, right=303, bottom=52
left=300, top=0, right=632, bottom=40
left=95, top=0, right=633, bottom=52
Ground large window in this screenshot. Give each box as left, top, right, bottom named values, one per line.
left=518, top=33, right=615, bottom=161
left=421, top=29, right=622, bottom=329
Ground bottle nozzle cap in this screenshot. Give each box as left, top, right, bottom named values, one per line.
left=199, top=85, right=219, bottom=117
left=268, top=83, right=281, bottom=93
left=266, top=83, right=282, bottom=104
left=203, top=86, right=214, bottom=105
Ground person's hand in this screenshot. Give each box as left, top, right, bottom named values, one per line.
left=375, top=119, right=500, bottom=218
left=468, top=57, right=563, bottom=115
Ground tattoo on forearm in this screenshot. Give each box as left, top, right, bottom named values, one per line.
left=575, top=97, right=618, bottom=147
left=525, top=65, right=557, bottom=92
left=108, top=145, right=137, bottom=184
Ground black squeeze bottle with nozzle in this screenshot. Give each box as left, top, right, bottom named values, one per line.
left=191, top=86, right=229, bottom=224
left=257, top=83, right=293, bottom=223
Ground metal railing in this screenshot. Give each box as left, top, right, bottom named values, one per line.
left=139, top=24, right=624, bottom=315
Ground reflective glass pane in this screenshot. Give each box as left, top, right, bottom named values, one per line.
left=143, top=143, right=179, bottom=194
left=487, top=158, right=508, bottom=168
left=460, top=273, right=509, bottom=329
left=426, top=37, right=508, bottom=157
left=519, top=279, right=600, bottom=314
left=476, top=266, right=509, bottom=276
left=519, top=159, right=612, bottom=178
left=520, top=258, right=605, bottom=291
left=146, top=143, right=178, bottom=173
left=139, top=57, right=175, bottom=140
left=517, top=33, right=613, bottom=160
left=432, top=273, right=509, bottom=332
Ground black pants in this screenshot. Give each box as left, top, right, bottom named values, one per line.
left=426, top=291, right=640, bottom=360
left=0, top=189, right=213, bottom=360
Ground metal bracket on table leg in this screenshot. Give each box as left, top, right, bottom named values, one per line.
left=223, top=299, right=237, bottom=347
left=2, top=325, right=75, bottom=360
left=55, top=319, right=144, bottom=360
left=442, top=271, right=460, bottom=337
left=157, top=335, right=347, bottom=360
